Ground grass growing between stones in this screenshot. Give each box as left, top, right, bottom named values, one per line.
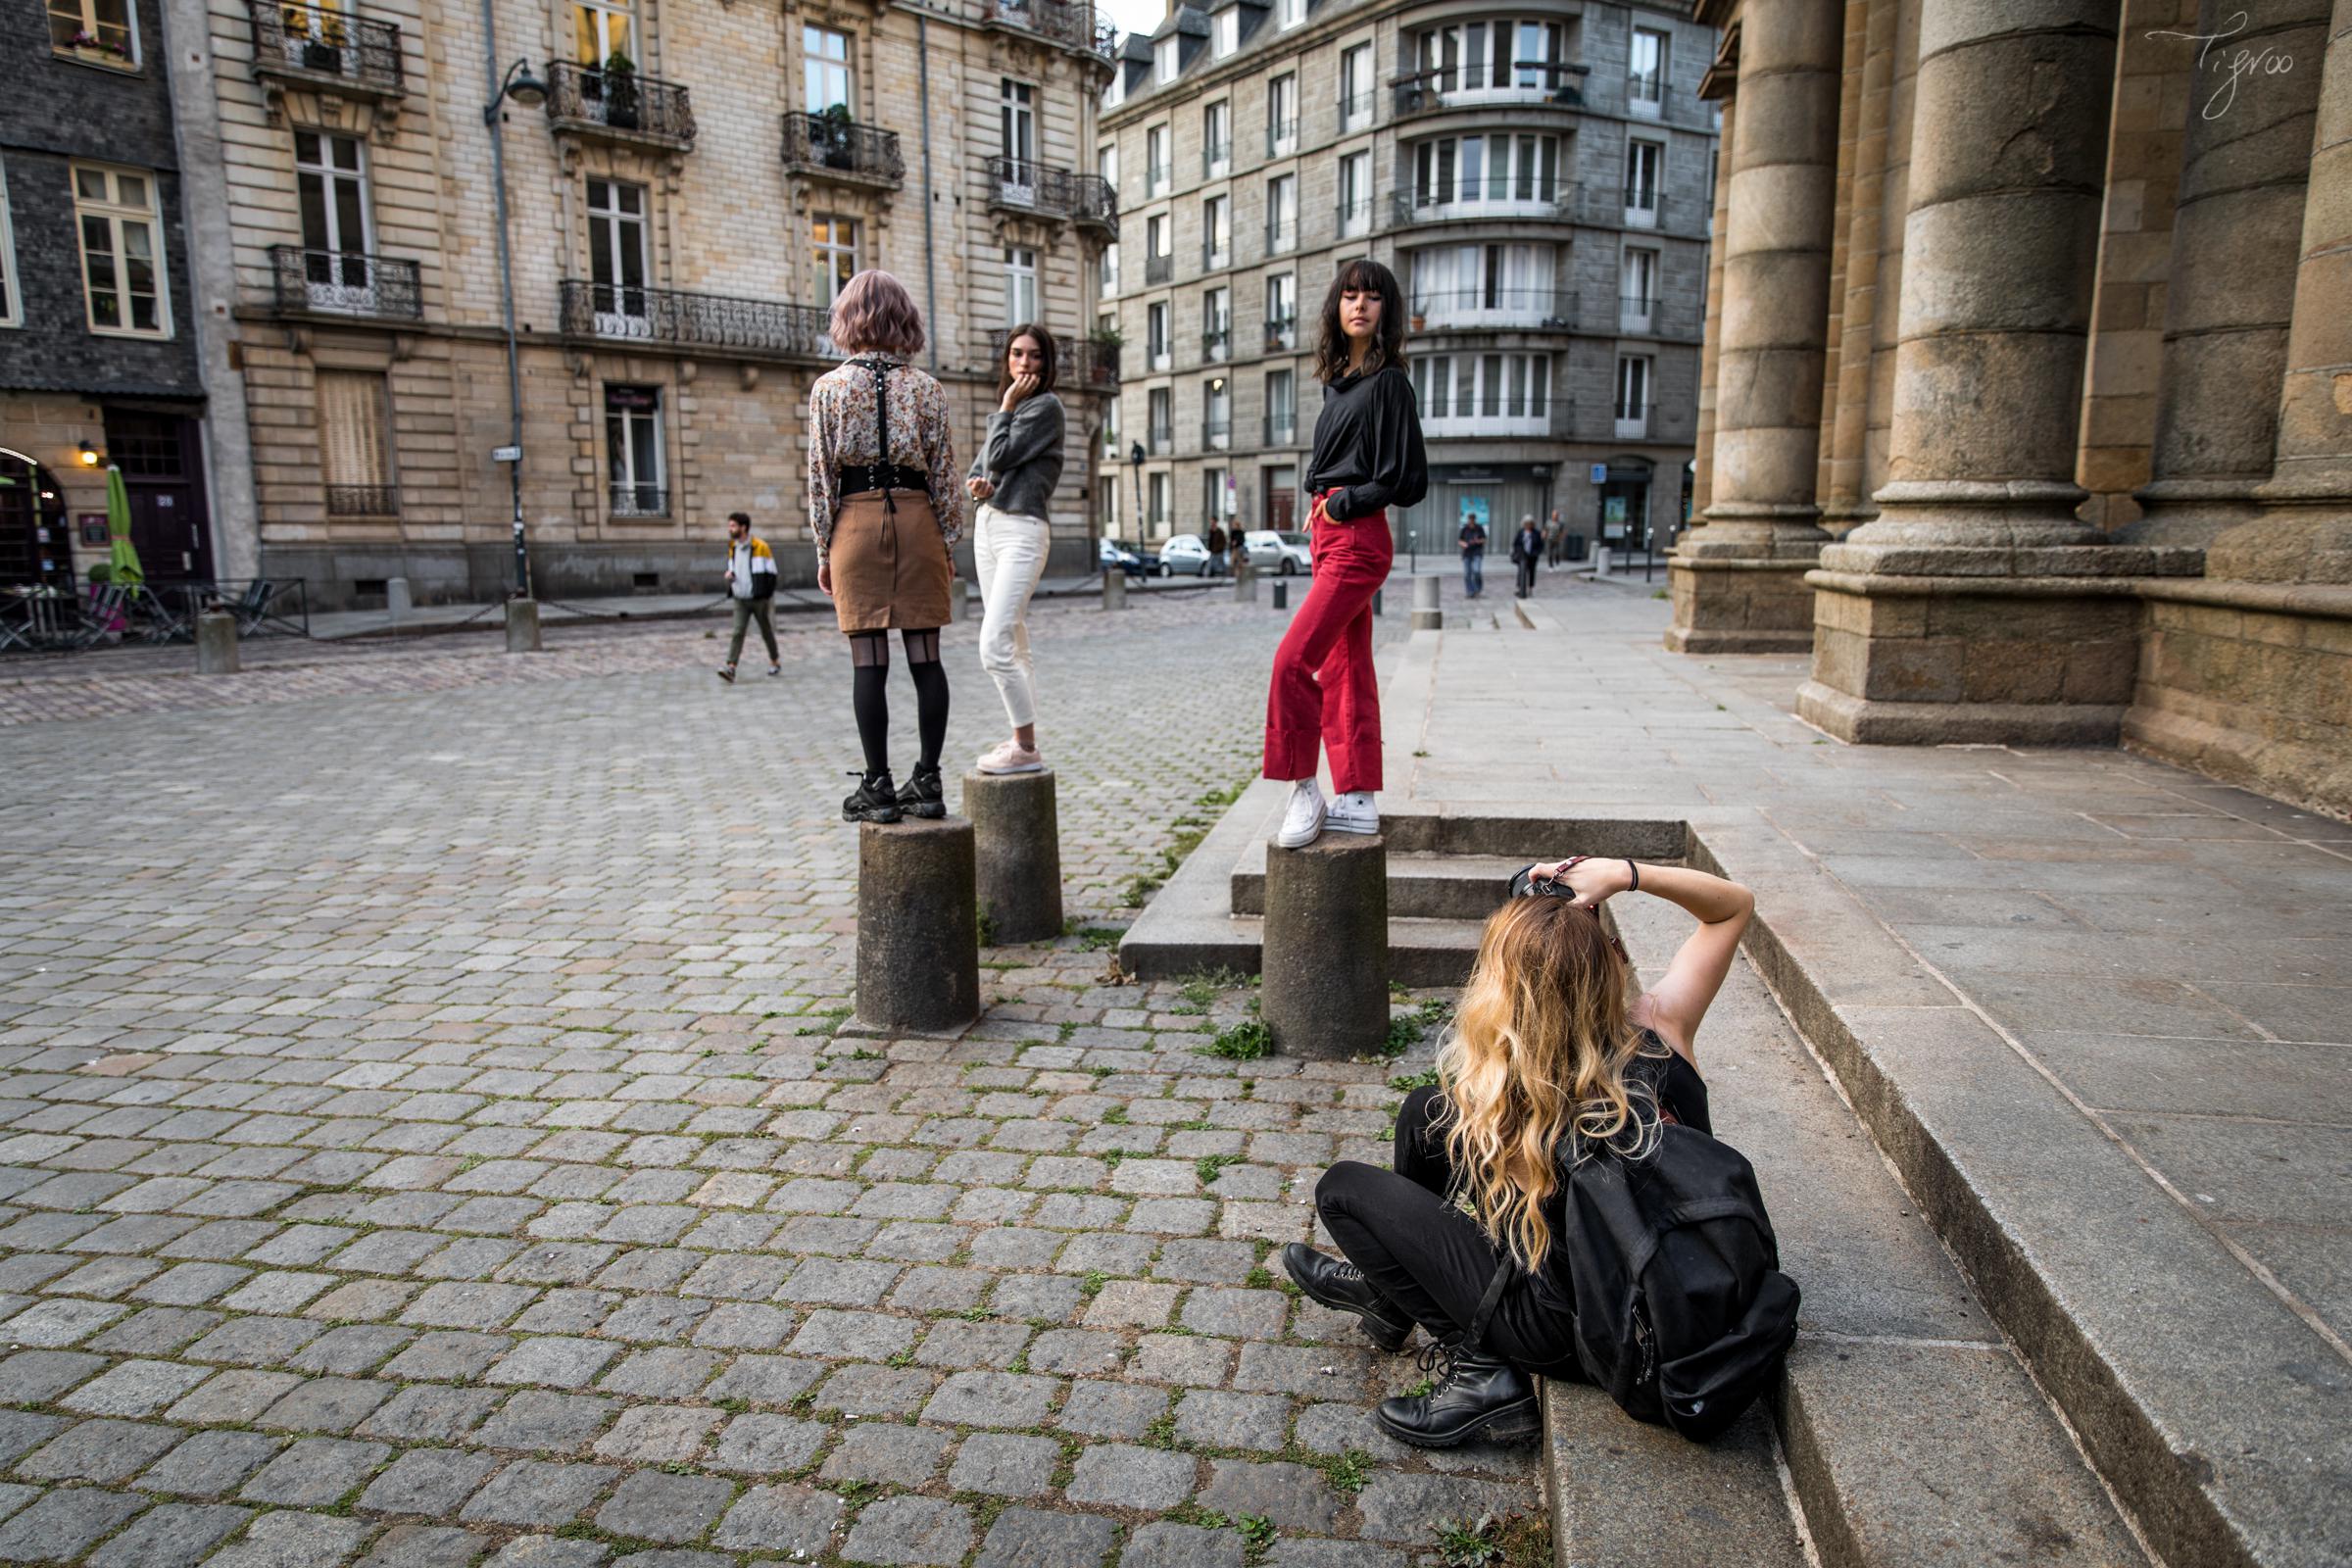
left=1200, top=1020, right=1273, bottom=1059
left=1433, top=1509, right=1554, bottom=1567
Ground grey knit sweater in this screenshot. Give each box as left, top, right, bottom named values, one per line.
left=966, top=391, right=1065, bottom=519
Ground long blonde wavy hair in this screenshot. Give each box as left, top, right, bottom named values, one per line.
left=1433, top=896, right=1660, bottom=1270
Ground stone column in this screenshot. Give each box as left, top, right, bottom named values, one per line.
left=2126, top=0, right=2331, bottom=548
left=1690, top=95, right=1737, bottom=524
left=2212, top=0, right=2352, bottom=583
left=1798, top=0, right=2197, bottom=745
left=1667, top=0, right=1846, bottom=656
left=1820, top=0, right=1904, bottom=533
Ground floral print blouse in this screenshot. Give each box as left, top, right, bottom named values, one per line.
left=807, top=354, right=965, bottom=560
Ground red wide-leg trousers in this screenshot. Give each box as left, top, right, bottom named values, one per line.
left=1263, top=494, right=1393, bottom=795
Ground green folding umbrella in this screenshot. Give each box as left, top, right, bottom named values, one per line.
left=105, top=465, right=142, bottom=585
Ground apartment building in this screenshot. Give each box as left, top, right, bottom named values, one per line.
left=1096, top=0, right=1714, bottom=559
left=182, top=0, right=1117, bottom=607
left=0, top=0, right=222, bottom=591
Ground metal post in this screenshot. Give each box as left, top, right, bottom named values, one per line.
left=481, top=14, right=529, bottom=599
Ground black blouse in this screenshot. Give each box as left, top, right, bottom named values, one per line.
left=1304, top=364, right=1429, bottom=522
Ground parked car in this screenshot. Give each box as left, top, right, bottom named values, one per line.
left=1155, top=533, right=1220, bottom=577
left=1244, top=529, right=1313, bottom=575
left=1100, top=537, right=1153, bottom=578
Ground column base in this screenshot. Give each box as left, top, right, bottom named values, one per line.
left=1665, top=555, right=1823, bottom=656
left=1797, top=680, right=2128, bottom=746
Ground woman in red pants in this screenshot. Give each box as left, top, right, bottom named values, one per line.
left=1267, top=259, right=1428, bottom=847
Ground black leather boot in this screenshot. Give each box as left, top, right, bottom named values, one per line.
left=1376, top=1340, right=1540, bottom=1448
left=843, top=770, right=903, bottom=824
left=895, top=763, right=947, bottom=820
left=1281, top=1243, right=1413, bottom=1353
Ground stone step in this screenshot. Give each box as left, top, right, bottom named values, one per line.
left=1540, top=896, right=2149, bottom=1568
left=1230, top=845, right=1532, bottom=921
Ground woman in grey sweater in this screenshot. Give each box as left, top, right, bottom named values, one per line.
left=965, top=324, right=1065, bottom=774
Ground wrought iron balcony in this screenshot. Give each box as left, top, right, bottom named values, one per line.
left=270, top=246, right=422, bottom=319
left=326, top=484, right=400, bottom=517
left=1145, top=253, right=1174, bottom=286
left=1262, top=414, right=1298, bottom=446
left=610, top=483, right=670, bottom=517
left=1148, top=423, right=1172, bottom=455
left=1390, top=62, right=1587, bottom=120
left=1336, top=89, right=1377, bottom=133
left=1200, top=327, right=1230, bottom=364
left=984, top=0, right=1115, bottom=62
left=1266, top=119, right=1299, bottom=157
left=986, top=158, right=1118, bottom=236
left=780, top=113, right=903, bottom=187
left=1201, top=415, right=1231, bottom=451
left=1390, top=185, right=1571, bottom=226
left=1262, top=316, right=1297, bottom=352
left=1067, top=173, right=1117, bottom=237
left=1201, top=139, right=1231, bottom=177
left=546, top=61, right=695, bottom=149
left=248, top=0, right=403, bottom=96
left=559, top=280, right=835, bottom=362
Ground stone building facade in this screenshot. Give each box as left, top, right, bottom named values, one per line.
left=182, top=0, right=1117, bottom=608
left=0, top=0, right=221, bottom=591
left=1670, top=0, right=2351, bottom=817
left=1095, top=0, right=1715, bottom=561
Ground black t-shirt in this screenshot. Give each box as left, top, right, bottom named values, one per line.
left=1459, top=521, right=1487, bottom=555
left=1626, top=1033, right=1711, bottom=1138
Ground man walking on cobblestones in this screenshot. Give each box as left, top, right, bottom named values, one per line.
left=719, top=510, right=781, bottom=683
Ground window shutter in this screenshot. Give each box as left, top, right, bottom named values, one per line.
left=318, top=370, right=392, bottom=488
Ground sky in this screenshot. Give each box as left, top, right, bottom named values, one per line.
left=1098, top=0, right=1164, bottom=44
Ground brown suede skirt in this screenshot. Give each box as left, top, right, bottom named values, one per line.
left=830, top=491, right=953, bottom=633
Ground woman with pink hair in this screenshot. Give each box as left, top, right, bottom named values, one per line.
left=808, top=270, right=965, bottom=824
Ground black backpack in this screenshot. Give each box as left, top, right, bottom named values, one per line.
left=1548, top=1122, right=1799, bottom=1442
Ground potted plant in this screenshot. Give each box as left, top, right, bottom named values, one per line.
left=1410, top=310, right=1427, bottom=331
left=601, top=48, right=641, bottom=129
left=62, top=27, right=129, bottom=64
left=300, top=11, right=344, bottom=73
left=817, top=101, right=856, bottom=170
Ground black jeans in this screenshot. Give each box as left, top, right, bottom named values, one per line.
left=1314, top=1086, right=1581, bottom=1376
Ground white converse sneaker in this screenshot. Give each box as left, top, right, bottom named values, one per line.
left=1326, top=791, right=1379, bottom=835
left=1274, top=780, right=1326, bottom=848
left=978, top=740, right=1045, bottom=774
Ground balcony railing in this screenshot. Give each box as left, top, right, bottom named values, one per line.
left=988, top=159, right=1118, bottom=236
left=1390, top=62, right=1588, bottom=119
left=1262, top=315, right=1297, bottom=351
left=248, top=0, right=404, bottom=94
left=1266, top=119, right=1298, bottom=157
left=1146, top=253, right=1174, bottom=285
left=1391, top=185, right=1571, bottom=225
left=1408, top=286, right=1575, bottom=330
left=1146, top=162, right=1172, bottom=197
left=1333, top=199, right=1374, bottom=239
left=269, top=246, right=422, bottom=319
left=546, top=62, right=696, bottom=147
left=1612, top=400, right=1657, bottom=439
left=1201, top=238, right=1231, bottom=270
left=1067, top=173, right=1118, bottom=236
left=984, top=0, right=1115, bottom=61
left=559, top=280, right=835, bottom=360
left=610, top=483, right=670, bottom=517
left=1262, top=414, right=1298, bottom=446
left=325, top=484, right=399, bottom=516
left=1202, top=139, right=1231, bottom=177
left=1200, top=327, right=1230, bottom=363
left=1201, top=415, right=1231, bottom=451
left=1264, top=220, right=1295, bottom=256
left=780, top=113, right=903, bottom=186
left=1336, top=89, right=1376, bottom=133
left=1148, top=423, right=1172, bottom=455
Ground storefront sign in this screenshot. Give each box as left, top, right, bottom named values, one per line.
left=78, top=514, right=108, bottom=547
left=1590, top=464, right=1608, bottom=484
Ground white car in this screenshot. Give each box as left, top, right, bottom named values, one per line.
left=1244, top=529, right=1312, bottom=575
left=1155, top=533, right=1219, bottom=577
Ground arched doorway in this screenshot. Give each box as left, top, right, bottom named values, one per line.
left=0, top=448, right=74, bottom=589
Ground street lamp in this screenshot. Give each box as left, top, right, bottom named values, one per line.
left=1128, top=441, right=1144, bottom=540
left=481, top=48, right=547, bottom=598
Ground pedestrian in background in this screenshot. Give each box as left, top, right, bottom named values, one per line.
left=1544, top=509, right=1565, bottom=568
left=1207, top=518, right=1230, bottom=576
left=1511, top=515, right=1544, bottom=600
left=716, top=511, right=779, bottom=683
left=1458, top=513, right=1488, bottom=600
left=967, top=322, right=1063, bottom=776
left=808, top=270, right=963, bottom=824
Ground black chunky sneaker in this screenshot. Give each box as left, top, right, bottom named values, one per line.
left=1376, top=1340, right=1540, bottom=1448
left=1281, top=1242, right=1413, bottom=1353
left=895, top=763, right=947, bottom=821
left=843, top=770, right=903, bottom=824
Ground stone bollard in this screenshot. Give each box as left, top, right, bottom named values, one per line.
left=386, top=576, right=413, bottom=618
left=965, top=768, right=1063, bottom=945
left=949, top=577, right=969, bottom=625
left=1103, top=570, right=1128, bottom=612
left=1233, top=555, right=1256, bottom=603
left=1260, top=834, right=1390, bottom=1059
left=1593, top=545, right=1612, bottom=577
left=1410, top=574, right=1442, bottom=631
left=194, top=610, right=239, bottom=674
left=856, top=818, right=982, bottom=1034
left=505, top=597, right=543, bottom=654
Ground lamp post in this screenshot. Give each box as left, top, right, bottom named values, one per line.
left=1128, top=441, right=1144, bottom=541
left=480, top=46, right=547, bottom=598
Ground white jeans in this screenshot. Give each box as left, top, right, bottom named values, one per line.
left=973, top=503, right=1050, bottom=730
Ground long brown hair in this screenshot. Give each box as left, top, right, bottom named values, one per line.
left=1433, top=897, right=1658, bottom=1270
left=1313, top=258, right=1406, bottom=384
left=998, top=323, right=1059, bottom=398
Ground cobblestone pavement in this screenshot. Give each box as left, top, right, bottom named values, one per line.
left=0, top=589, right=1538, bottom=1567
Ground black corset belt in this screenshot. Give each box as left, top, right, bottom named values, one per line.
left=838, top=464, right=930, bottom=500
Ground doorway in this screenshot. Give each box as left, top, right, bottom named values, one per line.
left=102, top=410, right=214, bottom=583
left=1262, top=466, right=1297, bottom=532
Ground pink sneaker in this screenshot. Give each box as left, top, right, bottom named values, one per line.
left=978, top=740, right=1045, bottom=774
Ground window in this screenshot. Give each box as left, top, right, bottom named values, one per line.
left=1154, top=35, right=1178, bottom=83
left=1409, top=352, right=1549, bottom=430
left=1213, top=8, right=1238, bottom=57
left=49, top=0, right=135, bottom=63
left=1001, top=78, right=1036, bottom=189
left=318, top=370, right=396, bottom=516
left=1264, top=174, right=1295, bottom=254
left=1615, top=355, right=1650, bottom=420
left=1409, top=241, right=1551, bottom=322
left=293, top=130, right=377, bottom=311
left=1412, top=134, right=1558, bottom=211
left=572, top=0, right=635, bottom=65
left=1336, top=153, right=1370, bottom=237
left=586, top=177, right=650, bottom=331
left=1203, top=466, right=1231, bottom=520
left=1100, top=384, right=1119, bottom=460
left=1630, top=27, right=1667, bottom=115
left=606, top=385, right=666, bottom=514
left=0, top=160, right=18, bottom=328
left=813, top=215, right=858, bottom=352
left=805, top=25, right=852, bottom=113
left=1148, top=386, right=1172, bottom=454
left=1412, top=19, right=1561, bottom=97
left=1267, top=74, right=1298, bottom=155
left=1263, top=272, right=1295, bottom=348
left=1264, top=368, right=1295, bottom=443
left=1098, top=143, right=1118, bottom=193
left=1100, top=241, right=1119, bottom=296
left=1203, top=102, right=1230, bottom=177
left=1202, top=285, right=1229, bottom=361
left=73, top=164, right=168, bottom=337
left=1340, top=45, right=1373, bottom=131
left=1004, top=246, right=1037, bottom=326
left=1625, top=140, right=1662, bottom=222
left=1146, top=125, right=1170, bottom=196
left=1202, top=193, right=1230, bottom=269
left=1147, top=301, right=1171, bottom=371
left=1147, top=212, right=1172, bottom=282
left=1202, top=376, right=1230, bottom=450
left=1277, top=0, right=1303, bottom=29
left=1148, top=468, right=1170, bottom=531
left=1620, top=246, right=1657, bottom=329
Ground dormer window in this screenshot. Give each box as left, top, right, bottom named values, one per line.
left=1154, top=36, right=1178, bottom=83
left=1213, top=9, right=1238, bottom=57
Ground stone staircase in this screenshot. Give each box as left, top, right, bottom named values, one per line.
left=1120, top=603, right=2344, bottom=1568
